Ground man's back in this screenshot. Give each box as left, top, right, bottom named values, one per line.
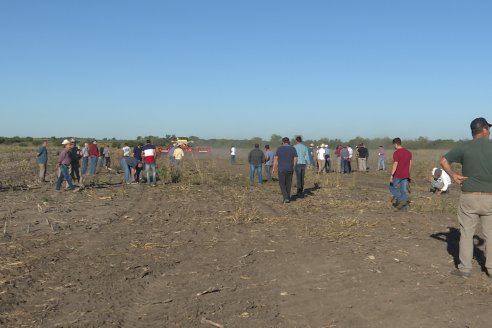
left=393, top=147, right=412, bottom=179
left=276, top=145, right=297, bottom=172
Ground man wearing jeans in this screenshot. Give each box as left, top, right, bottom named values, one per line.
left=36, top=140, right=48, bottom=182
left=389, top=137, right=412, bottom=210
left=88, top=141, right=99, bottom=175
left=248, top=143, right=265, bottom=185
left=441, top=117, right=492, bottom=279
left=142, top=139, right=157, bottom=186
left=272, top=137, right=298, bottom=204
left=293, top=136, right=309, bottom=197
left=55, top=140, right=79, bottom=192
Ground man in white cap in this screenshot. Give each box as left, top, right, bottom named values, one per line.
left=55, top=140, right=79, bottom=192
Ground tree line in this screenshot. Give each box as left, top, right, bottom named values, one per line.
left=0, top=134, right=466, bottom=150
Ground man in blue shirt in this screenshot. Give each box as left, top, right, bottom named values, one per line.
left=293, top=136, right=309, bottom=197
left=37, top=140, right=48, bottom=182
left=273, top=137, right=298, bottom=203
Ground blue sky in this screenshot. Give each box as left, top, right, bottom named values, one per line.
left=1, top=0, right=491, bottom=141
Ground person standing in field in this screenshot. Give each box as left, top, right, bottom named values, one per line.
left=334, top=145, right=342, bottom=173
left=69, top=138, right=82, bottom=184
left=103, top=144, right=111, bottom=169
left=142, top=139, right=157, bottom=186
left=88, top=140, right=99, bottom=176
left=307, top=143, right=315, bottom=169
left=230, top=145, right=236, bottom=164
left=316, top=144, right=325, bottom=174
left=98, top=144, right=105, bottom=171
left=133, top=143, right=143, bottom=183
left=293, top=136, right=309, bottom=197
left=55, top=140, right=79, bottom=192
left=248, top=143, right=265, bottom=185
left=347, top=144, right=353, bottom=173
left=272, top=137, right=298, bottom=203
left=441, top=117, right=492, bottom=278
left=340, top=145, right=350, bottom=174
left=389, top=137, right=412, bottom=210
left=324, top=144, right=331, bottom=173
left=173, top=143, right=185, bottom=173
left=357, top=143, right=369, bottom=172
left=36, top=140, right=48, bottom=182
left=264, top=145, right=274, bottom=182
left=81, top=142, right=89, bottom=175
left=377, top=145, right=386, bottom=171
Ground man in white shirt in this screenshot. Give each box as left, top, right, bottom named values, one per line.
left=317, top=145, right=326, bottom=174
left=430, top=168, right=452, bottom=194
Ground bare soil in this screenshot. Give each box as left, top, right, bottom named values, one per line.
left=1, top=153, right=492, bottom=328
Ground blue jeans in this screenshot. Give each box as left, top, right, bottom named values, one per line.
left=264, top=164, right=272, bottom=181
left=341, top=158, right=349, bottom=173
left=56, top=165, right=75, bottom=190
left=145, top=162, right=157, bottom=184
left=250, top=164, right=262, bottom=184
left=295, top=164, right=306, bottom=193
left=82, top=157, right=89, bottom=175
left=389, top=178, right=409, bottom=203
left=90, top=155, right=98, bottom=175
left=378, top=157, right=385, bottom=170
left=121, top=158, right=130, bottom=183
left=230, top=155, right=236, bottom=164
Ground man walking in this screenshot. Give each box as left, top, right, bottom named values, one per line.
left=272, top=137, right=298, bottom=203
left=293, top=136, right=309, bottom=197
left=248, top=143, right=265, bottom=185
left=36, top=140, right=48, bottom=182
left=55, top=140, right=79, bottom=192
left=441, top=117, right=492, bottom=278
left=389, top=138, right=412, bottom=210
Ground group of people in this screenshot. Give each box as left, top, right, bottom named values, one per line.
left=36, top=138, right=165, bottom=191
left=35, top=116, right=492, bottom=280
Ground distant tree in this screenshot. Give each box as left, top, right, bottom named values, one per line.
left=269, top=134, right=282, bottom=144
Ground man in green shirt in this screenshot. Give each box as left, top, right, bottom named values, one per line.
left=441, top=117, right=492, bottom=279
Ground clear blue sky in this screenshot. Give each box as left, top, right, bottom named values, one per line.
left=1, top=0, right=491, bottom=141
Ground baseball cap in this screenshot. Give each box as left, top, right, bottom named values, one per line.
left=470, top=117, right=492, bottom=132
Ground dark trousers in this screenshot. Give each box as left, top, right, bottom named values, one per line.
left=324, top=155, right=331, bottom=172
left=295, top=164, right=306, bottom=194
left=70, top=163, right=81, bottom=182
left=278, top=170, right=293, bottom=201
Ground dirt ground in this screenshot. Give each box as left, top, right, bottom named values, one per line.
left=1, top=149, right=492, bottom=328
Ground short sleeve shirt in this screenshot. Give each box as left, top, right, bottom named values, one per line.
left=275, top=145, right=298, bottom=172
left=393, top=148, right=412, bottom=179
left=444, top=138, right=492, bottom=192
left=142, top=144, right=156, bottom=163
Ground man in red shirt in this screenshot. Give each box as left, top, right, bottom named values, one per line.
left=389, top=137, right=412, bottom=210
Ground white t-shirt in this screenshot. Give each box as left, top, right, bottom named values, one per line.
left=230, top=147, right=236, bottom=156
left=432, top=168, right=452, bottom=191
left=317, top=148, right=325, bottom=160
left=122, top=146, right=131, bottom=157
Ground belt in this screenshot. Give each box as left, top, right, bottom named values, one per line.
left=462, top=192, right=492, bottom=195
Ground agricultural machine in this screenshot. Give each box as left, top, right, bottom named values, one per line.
left=158, top=137, right=211, bottom=155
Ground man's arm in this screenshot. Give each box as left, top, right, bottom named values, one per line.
left=440, top=156, right=467, bottom=185
left=293, top=156, right=298, bottom=167
left=272, top=156, right=278, bottom=174
left=390, top=161, right=398, bottom=182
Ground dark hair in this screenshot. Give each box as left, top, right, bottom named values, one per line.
left=254, top=143, right=259, bottom=148
left=282, top=137, right=290, bottom=144
left=146, top=139, right=151, bottom=144
left=265, top=144, right=270, bottom=149
left=296, top=136, right=302, bottom=143
left=392, top=138, right=402, bottom=145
